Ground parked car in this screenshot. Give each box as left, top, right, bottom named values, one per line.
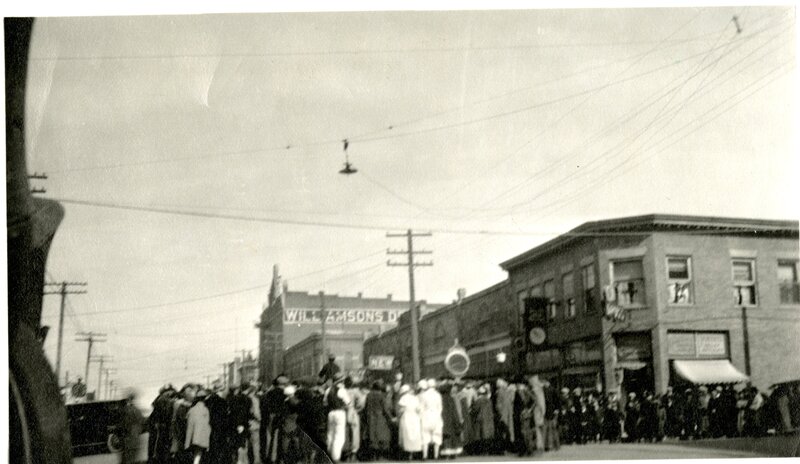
left=66, top=400, right=126, bottom=457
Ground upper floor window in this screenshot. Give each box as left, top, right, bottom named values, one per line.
left=562, top=272, right=576, bottom=318
left=667, top=257, right=693, bottom=304
left=518, top=291, right=528, bottom=316
left=612, top=260, right=646, bottom=306
left=732, top=259, right=757, bottom=306
left=543, top=280, right=557, bottom=319
left=433, top=321, right=446, bottom=342
left=581, top=264, right=596, bottom=313
left=778, top=260, right=800, bottom=304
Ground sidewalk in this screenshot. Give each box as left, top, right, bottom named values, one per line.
left=659, top=433, right=800, bottom=457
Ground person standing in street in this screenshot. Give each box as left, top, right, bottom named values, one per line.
left=205, top=381, right=232, bottom=464
left=120, top=388, right=145, bottom=464
left=261, top=375, right=289, bottom=463
left=542, top=380, right=560, bottom=451
left=247, top=383, right=262, bottom=464
left=148, top=385, right=176, bottom=463
left=419, top=379, right=444, bottom=460
left=185, top=389, right=212, bottom=464
left=229, top=383, right=255, bottom=464
left=397, top=384, right=423, bottom=460
left=325, top=373, right=351, bottom=463
left=171, top=384, right=196, bottom=464
left=363, top=380, right=392, bottom=460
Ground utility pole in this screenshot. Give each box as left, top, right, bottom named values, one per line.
left=319, top=291, right=329, bottom=369
left=741, top=305, right=752, bottom=376
left=90, top=355, right=113, bottom=400
left=387, top=229, right=432, bottom=383
left=219, top=363, right=228, bottom=389
left=75, top=332, right=106, bottom=390
left=104, top=367, right=117, bottom=400
left=44, top=281, right=87, bottom=384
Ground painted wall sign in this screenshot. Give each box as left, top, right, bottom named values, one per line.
left=695, top=333, right=727, bottom=357
left=284, top=308, right=401, bottom=325
left=667, top=332, right=696, bottom=357
left=667, top=332, right=728, bottom=358
left=368, top=355, right=395, bottom=370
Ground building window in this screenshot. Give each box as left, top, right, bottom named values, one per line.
left=433, top=321, right=446, bottom=342
left=518, top=291, right=528, bottom=315
left=543, top=280, right=557, bottom=319
left=778, top=260, right=800, bottom=304
left=581, top=264, right=596, bottom=313
left=732, top=259, right=757, bottom=305
left=562, top=273, right=576, bottom=318
left=667, top=257, right=693, bottom=304
left=612, top=260, right=646, bottom=306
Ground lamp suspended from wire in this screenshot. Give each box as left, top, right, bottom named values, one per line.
left=339, top=139, right=358, bottom=175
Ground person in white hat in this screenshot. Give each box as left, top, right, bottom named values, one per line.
left=396, top=384, right=423, bottom=459
left=419, top=379, right=443, bottom=459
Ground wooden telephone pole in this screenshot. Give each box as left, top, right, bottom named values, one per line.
left=387, top=230, right=432, bottom=383
left=44, top=281, right=87, bottom=384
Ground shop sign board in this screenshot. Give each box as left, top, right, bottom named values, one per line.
left=284, top=308, right=400, bottom=325
left=667, top=332, right=696, bottom=357
left=368, top=355, right=395, bottom=370
left=667, top=331, right=728, bottom=358
left=695, top=333, right=727, bottom=357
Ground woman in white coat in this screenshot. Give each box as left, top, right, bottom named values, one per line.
left=396, top=383, right=423, bottom=459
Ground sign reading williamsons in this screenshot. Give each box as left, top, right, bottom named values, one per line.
left=283, top=308, right=401, bottom=325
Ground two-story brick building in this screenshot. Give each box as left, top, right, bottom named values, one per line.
left=502, top=214, right=799, bottom=395
left=364, top=214, right=799, bottom=395
left=364, top=282, right=517, bottom=381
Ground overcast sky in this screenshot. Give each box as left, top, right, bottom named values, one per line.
left=14, top=4, right=796, bottom=406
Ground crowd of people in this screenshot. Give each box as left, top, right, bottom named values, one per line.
left=143, top=359, right=800, bottom=464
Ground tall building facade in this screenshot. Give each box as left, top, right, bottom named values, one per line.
left=256, top=265, right=441, bottom=384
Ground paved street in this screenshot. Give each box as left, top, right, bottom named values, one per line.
left=74, top=434, right=800, bottom=463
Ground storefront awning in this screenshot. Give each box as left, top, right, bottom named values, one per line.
left=673, top=359, right=749, bottom=385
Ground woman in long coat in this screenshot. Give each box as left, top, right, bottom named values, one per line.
left=439, top=382, right=463, bottom=458
left=396, top=384, right=423, bottom=459
left=363, top=381, right=392, bottom=460
left=185, top=390, right=212, bottom=464
left=470, top=387, right=495, bottom=455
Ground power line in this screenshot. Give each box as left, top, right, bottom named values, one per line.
left=29, top=31, right=725, bottom=62
left=533, top=58, right=794, bottom=222
left=41, top=17, right=784, bottom=175
left=43, top=280, right=88, bottom=383
left=467, top=15, right=793, bottom=218
left=51, top=195, right=795, bottom=238
left=71, top=249, right=384, bottom=317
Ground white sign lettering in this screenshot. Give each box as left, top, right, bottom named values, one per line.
left=284, top=308, right=400, bottom=325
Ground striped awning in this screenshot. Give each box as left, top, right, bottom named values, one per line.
left=673, top=359, right=749, bottom=385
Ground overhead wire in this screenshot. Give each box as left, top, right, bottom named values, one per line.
left=467, top=13, right=793, bottom=219
left=530, top=58, right=794, bottom=222
left=29, top=30, right=727, bottom=62
left=42, top=18, right=777, bottom=175
left=492, top=13, right=790, bottom=214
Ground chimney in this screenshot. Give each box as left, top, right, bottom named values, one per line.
left=387, top=293, right=392, bottom=301
left=358, top=292, right=363, bottom=299
left=457, top=288, right=466, bottom=304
